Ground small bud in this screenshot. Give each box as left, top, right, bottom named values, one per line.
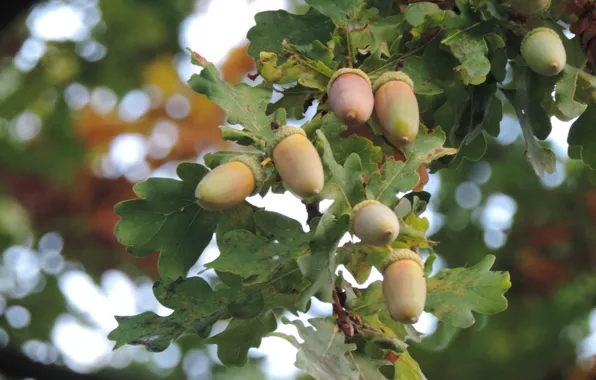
left=382, top=249, right=426, bottom=324
left=521, top=27, right=566, bottom=77
left=271, top=126, right=324, bottom=198
left=328, top=68, right=374, bottom=126
left=351, top=200, right=400, bottom=246
left=373, top=72, right=420, bottom=148
left=508, top=0, right=551, bottom=15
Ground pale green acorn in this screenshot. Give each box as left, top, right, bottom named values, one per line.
left=508, top=0, right=551, bottom=15
left=382, top=249, right=426, bottom=324
left=328, top=68, right=374, bottom=126
left=195, top=156, right=264, bottom=211
left=373, top=72, right=420, bottom=148
left=271, top=126, right=324, bottom=198
left=351, top=200, right=400, bottom=246
left=521, top=27, right=566, bottom=77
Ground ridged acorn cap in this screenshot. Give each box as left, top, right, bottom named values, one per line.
left=521, top=27, right=566, bottom=76
left=372, top=71, right=414, bottom=93
left=382, top=248, right=426, bottom=324
left=350, top=200, right=400, bottom=246
left=327, top=68, right=374, bottom=126
left=271, top=126, right=324, bottom=198
left=327, top=68, right=371, bottom=93
left=225, top=154, right=266, bottom=192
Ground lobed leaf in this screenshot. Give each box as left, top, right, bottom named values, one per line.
left=425, top=255, right=512, bottom=328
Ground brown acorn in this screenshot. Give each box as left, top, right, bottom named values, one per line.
left=351, top=200, right=400, bottom=246
left=373, top=72, right=420, bottom=148
left=271, top=126, right=324, bottom=198
left=382, top=249, right=426, bottom=324
left=195, top=155, right=264, bottom=211
left=327, top=68, right=374, bottom=126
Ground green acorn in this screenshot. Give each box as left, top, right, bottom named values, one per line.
left=195, top=155, right=264, bottom=211
left=373, top=72, right=420, bottom=148
left=271, top=126, right=324, bottom=198
left=521, top=27, right=566, bottom=76
left=328, top=68, right=374, bottom=126
left=351, top=200, right=400, bottom=246
left=382, top=249, right=426, bottom=324
left=508, top=0, right=551, bottom=15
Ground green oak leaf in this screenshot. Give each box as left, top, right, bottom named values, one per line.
left=108, top=312, right=186, bottom=353
left=568, top=105, right=596, bottom=169
left=109, top=277, right=259, bottom=353
left=393, top=351, right=427, bottom=380
left=366, top=127, right=457, bottom=206
left=339, top=244, right=389, bottom=285
left=207, top=311, right=277, bottom=367
left=319, top=113, right=383, bottom=175
left=113, top=163, right=217, bottom=280
left=277, top=317, right=360, bottom=379
left=247, top=8, right=335, bottom=60
left=297, top=213, right=350, bottom=308
left=267, top=84, right=320, bottom=119
left=257, top=49, right=333, bottom=91
left=425, top=255, right=511, bottom=328
left=207, top=230, right=308, bottom=286
left=187, top=51, right=275, bottom=148
left=401, top=56, right=445, bottom=96
left=543, top=66, right=588, bottom=122
left=404, top=3, right=442, bottom=27
left=442, top=29, right=491, bottom=85
left=306, top=0, right=377, bottom=25
left=351, top=15, right=402, bottom=57
left=316, top=129, right=366, bottom=215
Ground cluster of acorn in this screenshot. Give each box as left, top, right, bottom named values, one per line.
left=192, top=9, right=568, bottom=325
left=194, top=65, right=426, bottom=324
left=508, top=0, right=567, bottom=76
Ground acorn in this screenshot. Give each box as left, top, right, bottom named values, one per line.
left=271, top=126, right=324, bottom=198
left=351, top=200, right=400, bottom=246
left=521, top=27, right=566, bottom=77
left=382, top=249, right=426, bottom=324
left=195, top=155, right=264, bottom=211
left=508, top=0, right=550, bottom=15
left=373, top=72, right=420, bottom=148
left=327, top=68, right=374, bottom=126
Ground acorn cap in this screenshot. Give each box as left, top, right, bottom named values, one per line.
left=372, top=71, right=414, bottom=93
left=327, top=68, right=371, bottom=94
left=382, top=248, right=423, bottom=273
left=521, top=27, right=560, bottom=51
left=267, top=125, right=307, bottom=156
left=225, top=154, right=266, bottom=193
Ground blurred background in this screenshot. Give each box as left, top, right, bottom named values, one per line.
left=0, top=0, right=595, bottom=379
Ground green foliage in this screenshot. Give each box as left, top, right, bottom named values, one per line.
left=425, top=255, right=511, bottom=328
left=108, top=0, right=596, bottom=377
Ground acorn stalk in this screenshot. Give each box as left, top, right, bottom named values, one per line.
left=521, top=27, right=566, bottom=77
left=351, top=200, right=400, bottom=246
left=271, top=126, right=324, bottom=198
left=382, top=249, right=426, bottom=324
left=373, top=72, right=420, bottom=148
left=328, top=68, right=374, bottom=126
left=195, top=155, right=264, bottom=211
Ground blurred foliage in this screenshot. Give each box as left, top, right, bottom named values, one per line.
left=0, top=0, right=595, bottom=379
